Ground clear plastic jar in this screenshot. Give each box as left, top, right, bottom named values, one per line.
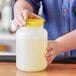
left=16, top=19, right=48, bottom=72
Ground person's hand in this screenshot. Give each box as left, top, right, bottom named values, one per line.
left=14, top=10, right=44, bottom=28
left=45, top=40, right=64, bottom=64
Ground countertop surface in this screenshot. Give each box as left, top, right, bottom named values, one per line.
left=0, top=63, right=76, bottom=76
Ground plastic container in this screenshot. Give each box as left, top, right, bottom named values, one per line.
left=1, top=2, right=11, bottom=33
left=16, top=19, right=48, bottom=72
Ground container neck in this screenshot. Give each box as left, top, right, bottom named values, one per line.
left=26, top=26, right=43, bottom=28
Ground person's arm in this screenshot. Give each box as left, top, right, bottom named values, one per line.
left=14, top=0, right=33, bottom=17
left=14, top=0, right=42, bottom=27
left=55, top=30, right=76, bottom=52
left=45, top=30, right=76, bottom=64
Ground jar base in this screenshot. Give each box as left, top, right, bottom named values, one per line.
left=16, top=65, right=47, bottom=72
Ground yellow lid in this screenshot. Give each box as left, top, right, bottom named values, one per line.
left=26, top=19, right=44, bottom=27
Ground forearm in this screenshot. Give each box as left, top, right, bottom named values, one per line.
left=14, top=0, right=33, bottom=17
left=55, top=30, right=76, bottom=53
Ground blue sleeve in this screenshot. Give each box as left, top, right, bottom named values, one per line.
left=72, top=0, right=76, bottom=15
left=26, top=0, right=41, bottom=14
left=11, top=0, right=16, bottom=20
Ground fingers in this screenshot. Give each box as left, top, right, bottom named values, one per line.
left=45, top=40, right=58, bottom=64
left=14, top=12, right=25, bottom=27
left=45, top=50, right=57, bottom=64
left=46, top=40, right=54, bottom=51
left=45, top=50, right=55, bottom=64
left=22, top=10, right=28, bottom=24
left=14, top=17, right=23, bottom=27
left=47, top=55, right=56, bottom=64
left=45, top=50, right=54, bottom=58
left=45, top=41, right=54, bottom=59
left=46, top=45, right=53, bottom=51
left=18, top=13, right=25, bottom=25
left=14, top=10, right=28, bottom=27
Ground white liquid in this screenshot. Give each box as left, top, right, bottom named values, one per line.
left=16, top=38, right=47, bottom=71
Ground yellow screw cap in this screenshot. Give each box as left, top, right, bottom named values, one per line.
left=26, top=19, right=44, bottom=27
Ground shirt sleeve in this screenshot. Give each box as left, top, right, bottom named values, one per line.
left=12, top=0, right=16, bottom=20
left=25, top=0, right=41, bottom=14
left=72, top=0, right=76, bottom=15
